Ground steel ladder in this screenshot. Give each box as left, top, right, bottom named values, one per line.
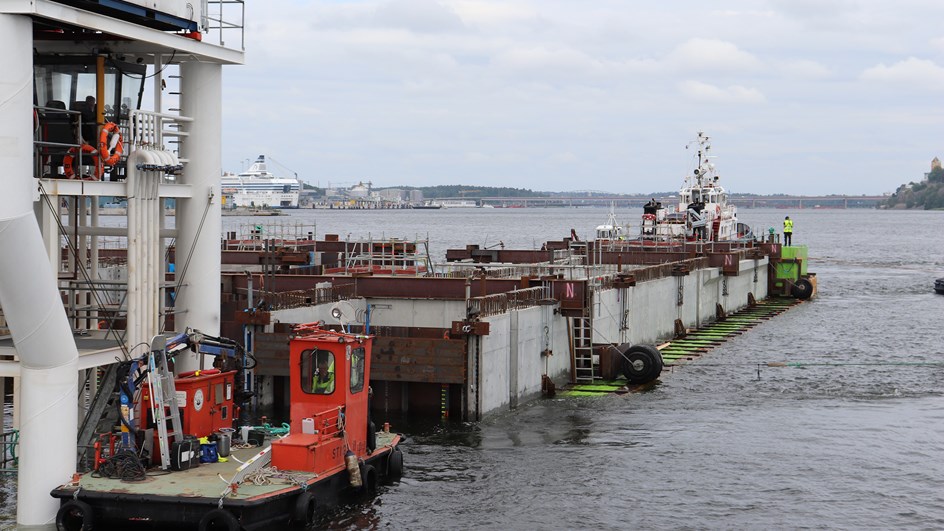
left=147, top=335, right=183, bottom=470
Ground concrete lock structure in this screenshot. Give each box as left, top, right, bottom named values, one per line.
left=218, top=234, right=776, bottom=422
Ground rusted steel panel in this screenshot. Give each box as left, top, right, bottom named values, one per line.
left=709, top=253, right=741, bottom=276
left=445, top=248, right=553, bottom=263
left=221, top=250, right=310, bottom=266
left=226, top=274, right=524, bottom=300
left=253, top=332, right=291, bottom=377
left=549, top=279, right=587, bottom=310
left=450, top=321, right=490, bottom=336
left=234, top=310, right=271, bottom=326
left=371, top=338, right=467, bottom=384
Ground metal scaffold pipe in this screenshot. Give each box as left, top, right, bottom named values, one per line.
left=0, top=13, right=80, bottom=527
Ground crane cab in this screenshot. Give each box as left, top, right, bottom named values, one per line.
left=271, top=324, right=373, bottom=473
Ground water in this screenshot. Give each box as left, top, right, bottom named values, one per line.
left=3, top=207, right=944, bottom=529
left=303, top=207, right=944, bottom=530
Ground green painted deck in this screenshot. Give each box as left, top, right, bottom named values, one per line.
left=560, top=298, right=802, bottom=397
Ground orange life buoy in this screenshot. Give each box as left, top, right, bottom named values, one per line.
left=98, top=122, right=123, bottom=167
left=715, top=205, right=721, bottom=216
left=63, top=144, right=100, bottom=179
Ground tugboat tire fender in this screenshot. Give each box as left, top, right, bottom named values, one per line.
left=198, top=508, right=239, bottom=531
left=360, top=463, right=379, bottom=498
left=56, top=500, right=93, bottom=531
left=291, top=491, right=317, bottom=528
left=367, top=420, right=376, bottom=452
left=386, top=446, right=403, bottom=483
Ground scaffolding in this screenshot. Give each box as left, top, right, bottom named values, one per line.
left=336, top=236, right=433, bottom=276
left=224, top=221, right=317, bottom=251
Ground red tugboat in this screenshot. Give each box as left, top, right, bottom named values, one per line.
left=52, top=323, right=403, bottom=530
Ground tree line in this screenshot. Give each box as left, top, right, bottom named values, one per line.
left=382, top=185, right=547, bottom=199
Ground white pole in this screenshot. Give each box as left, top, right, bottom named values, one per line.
left=127, top=152, right=139, bottom=349
left=0, top=14, right=79, bottom=527
left=175, top=61, right=222, bottom=371
left=91, top=200, right=99, bottom=329
left=149, top=163, right=159, bottom=334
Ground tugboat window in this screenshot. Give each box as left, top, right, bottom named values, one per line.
left=350, top=347, right=365, bottom=393
left=302, top=349, right=335, bottom=395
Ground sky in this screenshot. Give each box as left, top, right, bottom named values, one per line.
left=219, top=0, right=944, bottom=195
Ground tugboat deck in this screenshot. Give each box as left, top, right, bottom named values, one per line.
left=66, top=431, right=400, bottom=501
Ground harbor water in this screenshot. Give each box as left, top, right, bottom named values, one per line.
left=3, top=208, right=944, bottom=529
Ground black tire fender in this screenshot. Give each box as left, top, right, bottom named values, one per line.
left=367, top=420, right=377, bottom=453
left=620, top=344, right=663, bottom=384
left=291, top=491, right=317, bottom=528
left=56, top=500, right=93, bottom=531
left=792, top=278, right=813, bottom=300
left=385, top=446, right=403, bottom=484
left=198, top=508, right=240, bottom=531
left=360, top=463, right=378, bottom=498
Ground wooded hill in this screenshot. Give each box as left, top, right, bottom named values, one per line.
left=884, top=167, right=944, bottom=209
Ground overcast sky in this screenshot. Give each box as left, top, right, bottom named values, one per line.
left=219, top=0, right=944, bottom=195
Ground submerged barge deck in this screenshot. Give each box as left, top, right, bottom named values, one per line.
left=561, top=297, right=804, bottom=397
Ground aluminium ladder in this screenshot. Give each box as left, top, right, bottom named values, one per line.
left=571, top=311, right=595, bottom=383
left=147, top=334, right=183, bottom=470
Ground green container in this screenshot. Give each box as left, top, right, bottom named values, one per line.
left=776, top=244, right=808, bottom=279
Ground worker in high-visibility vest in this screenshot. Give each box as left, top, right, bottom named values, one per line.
left=312, top=357, right=335, bottom=394
left=783, top=216, right=794, bottom=246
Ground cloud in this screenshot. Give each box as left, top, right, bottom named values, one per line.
left=219, top=1, right=944, bottom=195
left=667, top=38, right=762, bottom=72
left=860, top=57, right=944, bottom=89
left=492, top=46, right=601, bottom=73
left=372, top=0, right=467, bottom=33
left=678, top=80, right=767, bottom=104
left=930, top=37, right=944, bottom=54
left=780, top=59, right=832, bottom=79
left=549, top=151, right=578, bottom=164
left=451, top=1, right=539, bottom=27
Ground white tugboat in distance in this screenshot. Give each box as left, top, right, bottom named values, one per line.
left=639, top=132, right=747, bottom=242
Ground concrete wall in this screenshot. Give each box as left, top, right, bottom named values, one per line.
left=271, top=298, right=467, bottom=330
left=364, top=298, right=467, bottom=328
left=272, top=302, right=355, bottom=328
left=478, top=312, right=511, bottom=414
left=478, top=304, right=570, bottom=416
left=594, top=258, right=769, bottom=345
left=265, top=258, right=768, bottom=420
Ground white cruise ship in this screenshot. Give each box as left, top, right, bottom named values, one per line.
left=222, top=155, right=301, bottom=208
